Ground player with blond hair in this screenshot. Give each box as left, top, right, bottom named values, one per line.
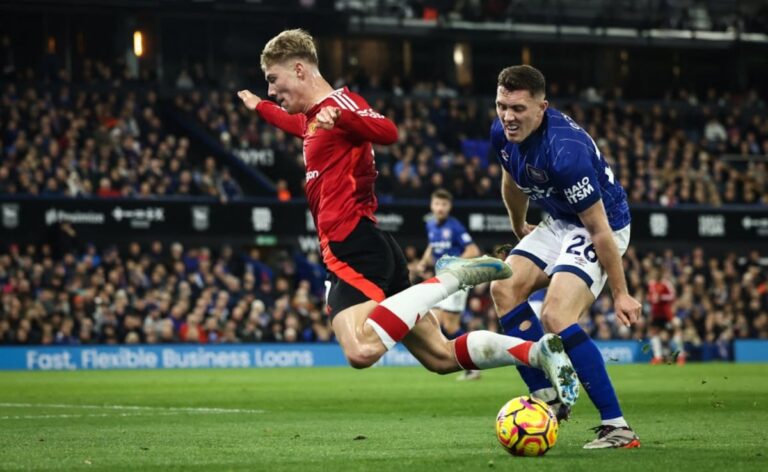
left=237, top=30, right=578, bottom=407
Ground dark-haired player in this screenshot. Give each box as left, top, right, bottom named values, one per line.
left=418, top=189, right=481, bottom=380
left=488, top=64, right=640, bottom=448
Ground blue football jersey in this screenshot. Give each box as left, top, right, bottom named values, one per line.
left=426, top=216, right=473, bottom=259
left=491, top=108, right=630, bottom=230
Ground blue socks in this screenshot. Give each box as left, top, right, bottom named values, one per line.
left=559, top=323, right=623, bottom=420
left=500, top=303, right=625, bottom=422
left=499, top=302, right=552, bottom=392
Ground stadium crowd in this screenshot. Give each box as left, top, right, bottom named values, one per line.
left=1, top=48, right=766, bottom=206
left=1, top=55, right=766, bottom=359
left=0, top=239, right=765, bottom=361
left=0, top=78, right=242, bottom=200
left=186, top=82, right=768, bottom=206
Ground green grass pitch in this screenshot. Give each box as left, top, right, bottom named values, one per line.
left=1, top=364, right=766, bottom=471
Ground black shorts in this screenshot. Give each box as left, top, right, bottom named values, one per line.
left=651, top=317, right=671, bottom=330
left=324, top=218, right=411, bottom=318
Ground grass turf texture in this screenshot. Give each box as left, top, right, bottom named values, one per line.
left=1, top=364, right=766, bottom=471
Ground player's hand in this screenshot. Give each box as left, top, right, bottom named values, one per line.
left=613, top=293, right=641, bottom=327
left=316, top=106, right=341, bottom=130
left=513, top=222, right=537, bottom=240
left=237, top=90, right=262, bottom=110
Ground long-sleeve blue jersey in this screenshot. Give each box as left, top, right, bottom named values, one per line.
left=491, top=108, right=631, bottom=231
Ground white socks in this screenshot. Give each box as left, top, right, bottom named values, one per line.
left=454, top=331, right=534, bottom=370
left=366, top=274, right=461, bottom=349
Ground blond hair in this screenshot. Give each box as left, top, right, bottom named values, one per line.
left=260, top=29, right=318, bottom=70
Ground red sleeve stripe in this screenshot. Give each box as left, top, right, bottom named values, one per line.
left=454, top=333, right=479, bottom=370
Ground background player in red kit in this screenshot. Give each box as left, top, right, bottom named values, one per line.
left=647, top=267, right=683, bottom=364
left=236, top=29, right=578, bottom=406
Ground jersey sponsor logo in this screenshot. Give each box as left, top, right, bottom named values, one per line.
left=517, top=184, right=555, bottom=200
left=563, top=177, right=595, bottom=204
left=525, top=164, right=549, bottom=184
left=432, top=241, right=452, bottom=251
left=306, top=170, right=320, bottom=181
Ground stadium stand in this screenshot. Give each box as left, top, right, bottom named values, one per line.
left=0, top=239, right=764, bottom=361
left=177, top=84, right=768, bottom=205
left=0, top=6, right=766, bottom=360
left=0, top=77, right=242, bottom=200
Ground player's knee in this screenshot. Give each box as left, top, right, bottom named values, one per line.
left=345, top=345, right=383, bottom=369
left=540, top=298, right=570, bottom=333
left=490, top=277, right=531, bottom=313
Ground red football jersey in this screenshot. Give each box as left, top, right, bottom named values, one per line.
left=256, top=88, right=398, bottom=260
left=647, top=279, right=676, bottom=321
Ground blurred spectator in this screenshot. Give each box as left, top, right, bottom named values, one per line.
left=0, top=80, right=242, bottom=200
left=180, top=82, right=766, bottom=206
left=7, top=240, right=744, bottom=350
left=0, top=241, right=330, bottom=346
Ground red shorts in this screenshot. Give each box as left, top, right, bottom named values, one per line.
left=323, top=218, right=410, bottom=318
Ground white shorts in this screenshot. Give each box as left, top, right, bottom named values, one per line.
left=433, top=288, right=469, bottom=313
left=511, top=216, right=631, bottom=299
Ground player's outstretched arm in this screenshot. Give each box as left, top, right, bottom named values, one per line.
left=501, top=172, right=535, bottom=240
left=578, top=200, right=641, bottom=326
left=237, top=90, right=262, bottom=110
left=237, top=90, right=305, bottom=138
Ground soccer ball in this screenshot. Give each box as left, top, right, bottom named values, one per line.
left=495, top=395, right=559, bottom=456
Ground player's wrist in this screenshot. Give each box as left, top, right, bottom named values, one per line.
left=611, top=289, right=629, bottom=299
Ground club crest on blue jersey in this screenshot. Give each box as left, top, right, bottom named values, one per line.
left=442, top=229, right=452, bottom=239
left=526, top=164, right=549, bottom=184
left=490, top=108, right=631, bottom=231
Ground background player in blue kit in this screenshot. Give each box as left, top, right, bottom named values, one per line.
left=488, top=65, right=642, bottom=449
left=417, top=189, right=481, bottom=380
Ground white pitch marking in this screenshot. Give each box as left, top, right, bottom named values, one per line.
left=1, top=412, right=181, bottom=420
left=0, top=403, right=265, bottom=414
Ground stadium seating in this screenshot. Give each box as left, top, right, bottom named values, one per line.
left=0, top=239, right=764, bottom=358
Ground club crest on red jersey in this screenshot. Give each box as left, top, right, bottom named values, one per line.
left=307, top=119, right=318, bottom=135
